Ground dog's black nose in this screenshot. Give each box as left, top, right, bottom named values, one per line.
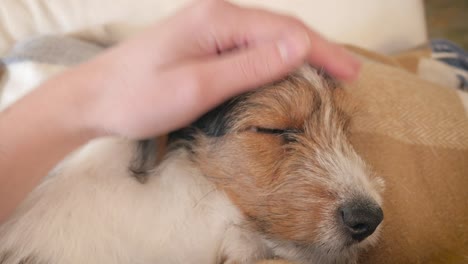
left=340, top=201, right=383, bottom=242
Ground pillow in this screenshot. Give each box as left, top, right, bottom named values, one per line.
left=0, top=0, right=427, bottom=55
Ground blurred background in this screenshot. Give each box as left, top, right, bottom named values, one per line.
left=426, top=0, right=468, bottom=49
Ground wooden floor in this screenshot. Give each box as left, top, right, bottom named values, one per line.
left=425, top=0, right=468, bottom=49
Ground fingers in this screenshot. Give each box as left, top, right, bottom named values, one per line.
left=194, top=2, right=308, bottom=54
left=143, top=0, right=360, bottom=80
left=183, top=0, right=361, bottom=81
left=225, top=8, right=361, bottom=81
left=195, top=30, right=311, bottom=105
left=148, top=32, right=310, bottom=133
left=305, top=32, right=361, bottom=81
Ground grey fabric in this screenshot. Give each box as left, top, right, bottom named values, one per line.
left=2, top=35, right=103, bottom=66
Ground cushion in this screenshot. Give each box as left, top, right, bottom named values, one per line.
left=0, top=0, right=427, bottom=55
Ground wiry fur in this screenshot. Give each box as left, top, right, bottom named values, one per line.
left=0, top=66, right=384, bottom=264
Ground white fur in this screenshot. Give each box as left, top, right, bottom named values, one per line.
left=0, top=138, right=266, bottom=263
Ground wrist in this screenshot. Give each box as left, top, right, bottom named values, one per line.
left=0, top=68, right=99, bottom=222
left=39, top=67, right=102, bottom=143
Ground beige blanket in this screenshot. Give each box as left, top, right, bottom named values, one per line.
left=343, top=53, right=468, bottom=263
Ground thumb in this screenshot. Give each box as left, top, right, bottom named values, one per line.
left=198, top=30, right=311, bottom=101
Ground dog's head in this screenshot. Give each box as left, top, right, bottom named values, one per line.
left=167, top=66, right=384, bottom=263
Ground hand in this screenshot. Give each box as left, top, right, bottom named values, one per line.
left=0, top=0, right=360, bottom=224
left=66, top=0, right=360, bottom=139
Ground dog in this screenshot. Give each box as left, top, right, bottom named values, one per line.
left=0, top=65, right=384, bottom=264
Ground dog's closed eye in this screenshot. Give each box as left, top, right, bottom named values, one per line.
left=249, top=127, right=301, bottom=143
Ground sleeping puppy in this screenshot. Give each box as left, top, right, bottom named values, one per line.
left=0, top=66, right=384, bottom=264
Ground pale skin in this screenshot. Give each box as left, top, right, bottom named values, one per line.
left=0, top=0, right=360, bottom=224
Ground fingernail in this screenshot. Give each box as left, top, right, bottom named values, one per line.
left=277, top=30, right=311, bottom=63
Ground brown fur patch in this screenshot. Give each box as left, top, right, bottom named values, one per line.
left=194, top=69, right=355, bottom=244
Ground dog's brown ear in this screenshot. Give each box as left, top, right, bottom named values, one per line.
left=129, top=135, right=169, bottom=184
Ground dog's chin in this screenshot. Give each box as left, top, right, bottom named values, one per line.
left=266, top=231, right=380, bottom=264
